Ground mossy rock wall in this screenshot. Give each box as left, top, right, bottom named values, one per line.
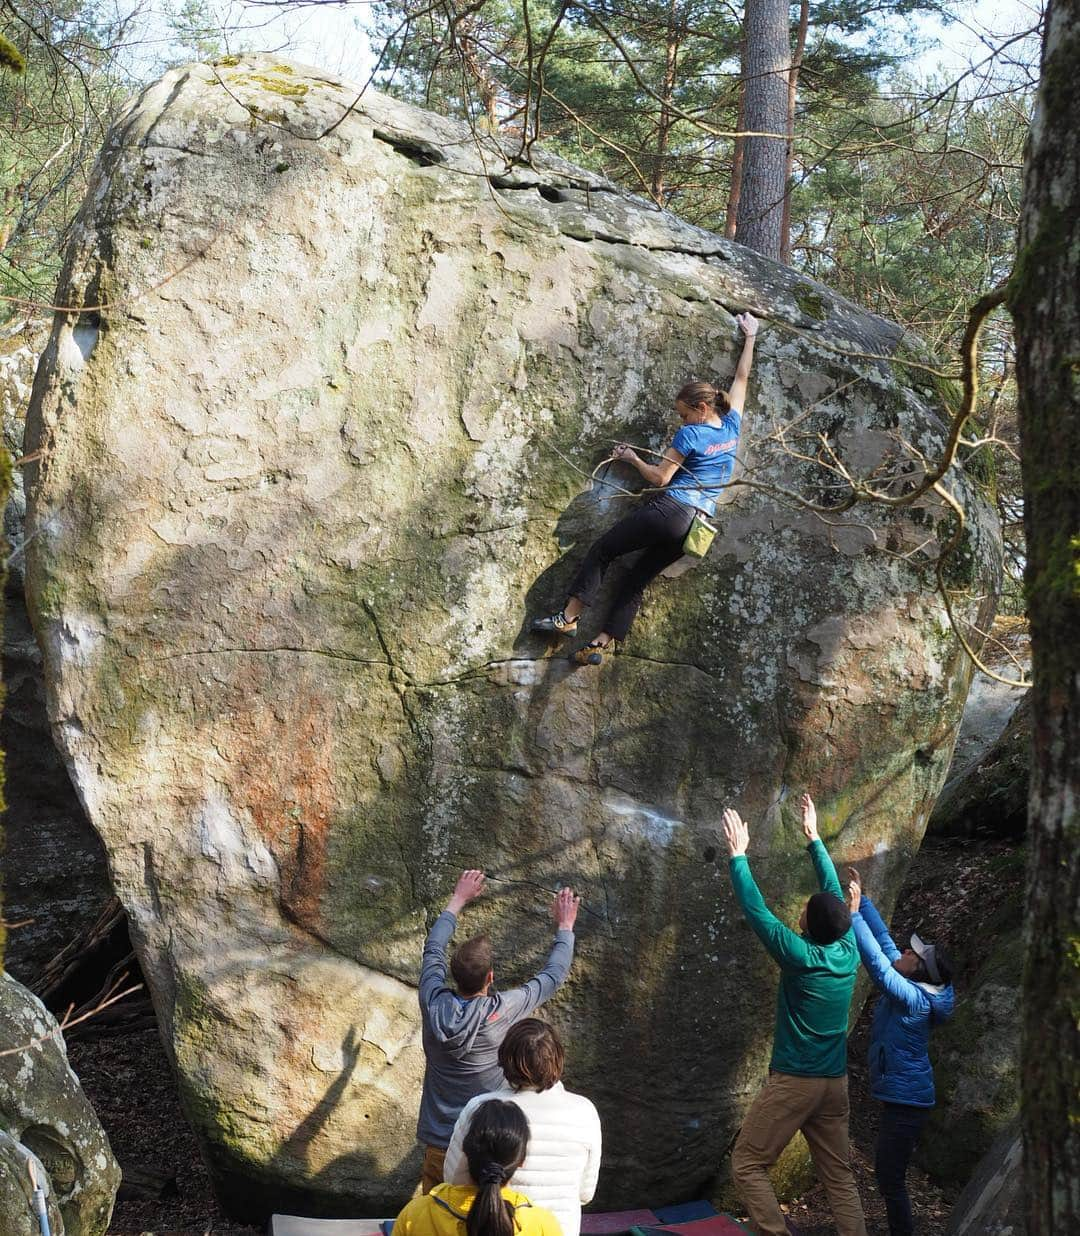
left=23, top=56, right=1001, bottom=1219
left=929, top=691, right=1030, bottom=837
left=919, top=853, right=1024, bottom=1184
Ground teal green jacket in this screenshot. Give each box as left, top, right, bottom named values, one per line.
left=729, top=839, right=858, bottom=1077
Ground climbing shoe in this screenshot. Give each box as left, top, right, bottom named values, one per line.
left=532, top=610, right=578, bottom=635
left=571, top=641, right=608, bottom=667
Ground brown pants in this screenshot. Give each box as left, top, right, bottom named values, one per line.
left=420, top=1144, right=447, bottom=1195
left=732, top=1072, right=867, bottom=1236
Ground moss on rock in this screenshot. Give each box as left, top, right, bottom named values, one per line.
left=919, top=905, right=1022, bottom=1184
left=793, top=284, right=829, bottom=321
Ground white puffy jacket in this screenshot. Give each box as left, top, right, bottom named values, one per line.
left=443, top=1082, right=602, bottom=1236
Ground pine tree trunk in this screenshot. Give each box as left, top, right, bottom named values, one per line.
left=651, top=0, right=681, bottom=203
left=779, top=0, right=808, bottom=264
left=725, top=34, right=747, bottom=239
left=734, top=0, right=790, bottom=257
left=1008, top=0, right=1080, bottom=1230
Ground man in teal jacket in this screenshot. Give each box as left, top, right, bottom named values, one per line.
left=723, top=794, right=866, bottom=1236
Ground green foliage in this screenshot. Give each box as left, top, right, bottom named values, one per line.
left=167, top=0, right=229, bottom=62
left=1, top=1, right=131, bottom=311
left=793, top=79, right=1028, bottom=598
left=366, top=0, right=919, bottom=221
left=794, top=86, right=1027, bottom=341
left=793, top=284, right=828, bottom=320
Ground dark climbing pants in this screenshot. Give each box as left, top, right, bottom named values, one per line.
left=567, top=493, right=694, bottom=640
left=875, top=1102, right=931, bottom=1236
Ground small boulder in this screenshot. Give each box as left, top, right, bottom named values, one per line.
left=0, top=1131, right=65, bottom=1236
left=0, top=972, right=120, bottom=1236
left=945, top=1119, right=1023, bottom=1236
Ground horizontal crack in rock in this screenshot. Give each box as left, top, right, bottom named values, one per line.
left=148, top=646, right=390, bottom=666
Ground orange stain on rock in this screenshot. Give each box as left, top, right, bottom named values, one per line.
left=227, top=655, right=339, bottom=935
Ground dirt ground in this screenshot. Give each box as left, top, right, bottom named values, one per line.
left=68, top=834, right=1022, bottom=1236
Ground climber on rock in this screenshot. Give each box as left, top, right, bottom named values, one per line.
left=417, top=869, right=580, bottom=1195
left=531, top=311, right=759, bottom=666
left=722, top=793, right=867, bottom=1236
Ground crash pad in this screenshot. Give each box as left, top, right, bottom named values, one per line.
left=631, top=1215, right=750, bottom=1236
left=269, top=1218, right=389, bottom=1236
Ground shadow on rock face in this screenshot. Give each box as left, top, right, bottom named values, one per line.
left=210, top=1025, right=405, bottom=1224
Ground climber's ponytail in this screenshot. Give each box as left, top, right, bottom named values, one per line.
left=463, top=1100, right=530, bottom=1236
left=676, top=380, right=731, bottom=415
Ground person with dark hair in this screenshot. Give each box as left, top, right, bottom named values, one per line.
left=722, top=793, right=866, bottom=1236
left=531, top=312, right=759, bottom=665
left=395, top=1100, right=561, bottom=1236
left=845, top=868, right=956, bottom=1236
left=418, top=870, right=581, bottom=1195
left=443, top=1019, right=602, bottom=1236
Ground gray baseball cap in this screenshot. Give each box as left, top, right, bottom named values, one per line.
left=911, top=933, right=942, bottom=983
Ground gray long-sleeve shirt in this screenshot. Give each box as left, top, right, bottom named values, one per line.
left=416, top=909, right=575, bottom=1148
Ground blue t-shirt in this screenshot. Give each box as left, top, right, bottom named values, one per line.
left=666, top=411, right=741, bottom=517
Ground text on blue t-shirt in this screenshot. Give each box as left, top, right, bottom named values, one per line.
left=665, top=411, right=741, bottom=517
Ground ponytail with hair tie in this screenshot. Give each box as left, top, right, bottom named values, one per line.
left=462, top=1100, right=529, bottom=1236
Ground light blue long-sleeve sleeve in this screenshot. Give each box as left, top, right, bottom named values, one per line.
left=852, top=901, right=926, bottom=1013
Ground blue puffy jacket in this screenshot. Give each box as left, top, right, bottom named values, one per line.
left=852, top=896, right=955, bottom=1108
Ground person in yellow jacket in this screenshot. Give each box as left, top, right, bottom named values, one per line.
left=395, top=1100, right=563, bottom=1236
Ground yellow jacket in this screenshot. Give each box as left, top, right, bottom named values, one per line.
left=395, top=1183, right=563, bottom=1236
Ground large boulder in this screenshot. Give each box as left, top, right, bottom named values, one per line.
left=1, top=319, right=111, bottom=980
left=23, top=56, right=1001, bottom=1219
left=0, top=972, right=120, bottom=1235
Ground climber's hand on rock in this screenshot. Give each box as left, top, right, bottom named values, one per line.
left=736, top=312, right=759, bottom=338
left=448, top=868, right=486, bottom=914
left=800, top=793, right=819, bottom=843
left=553, top=886, right=581, bottom=931
left=722, top=808, right=749, bottom=857
left=612, top=443, right=638, bottom=464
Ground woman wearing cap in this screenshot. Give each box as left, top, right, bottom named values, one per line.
left=531, top=312, right=759, bottom=665
left=443, top=1019, right=602, bottom=1236
left=394, top=1100, right=561, bottom=1236
left=846, top=870, right=956, bottom=1236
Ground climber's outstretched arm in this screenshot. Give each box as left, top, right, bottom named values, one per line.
left=800, top=792, right=844, bottom=898
left=727, top=313, right=759, bottom=412
left=723, top=807, right=807, bottom=967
